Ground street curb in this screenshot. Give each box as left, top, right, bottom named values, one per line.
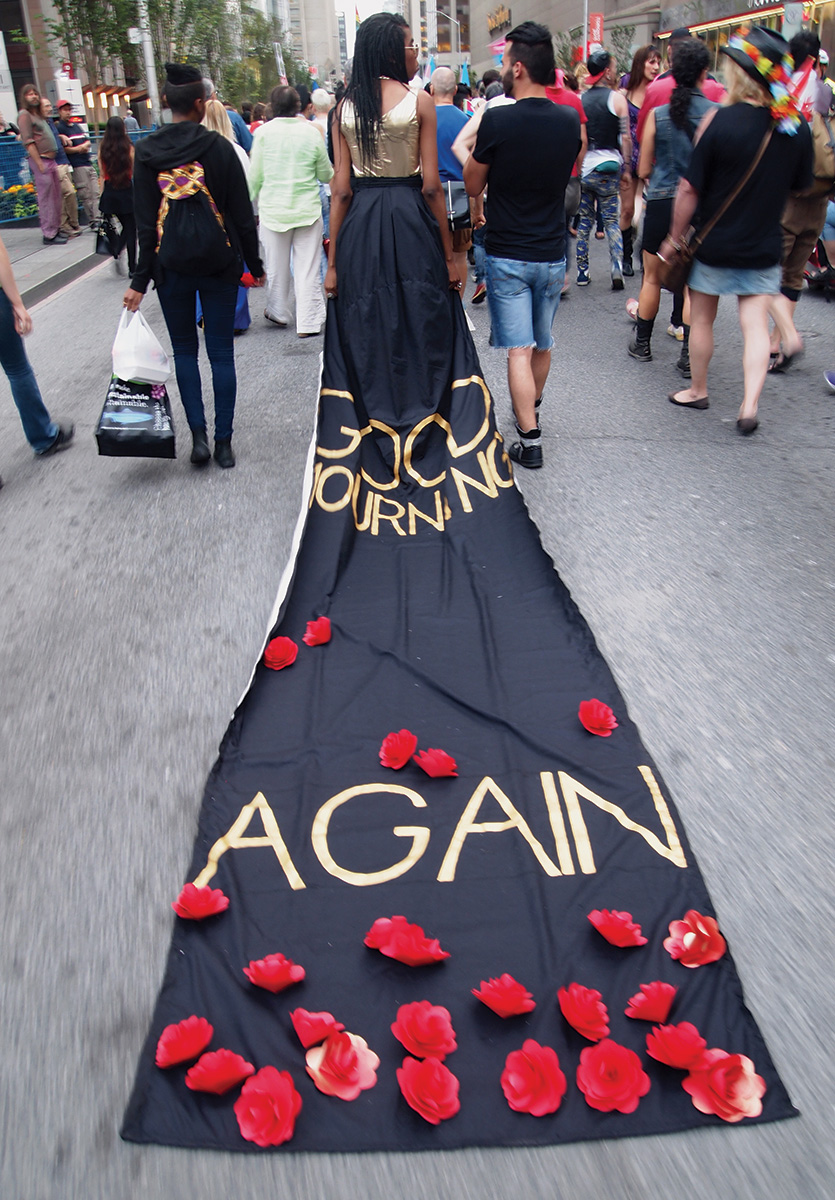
left=21, top=249, right=103, bottom=307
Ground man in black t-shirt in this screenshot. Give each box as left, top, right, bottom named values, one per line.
left=464, top=22, right=579, bottom=470
left=55, top=101, right=99, bottom=229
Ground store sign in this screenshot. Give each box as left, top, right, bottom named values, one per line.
left=589, top=13, right=604, bottom=48
left=487, top=6, right=512, bottom=35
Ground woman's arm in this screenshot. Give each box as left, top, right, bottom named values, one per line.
left=324, top=105, right=353, bottom=298
left=0, top=233, right=32, bottom=334
left=416, top=90, right=458, bottom=289
left=637, top=109, right=655, bottom=180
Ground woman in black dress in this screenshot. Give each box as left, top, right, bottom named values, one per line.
left=97, top=116, right=136, bottom=275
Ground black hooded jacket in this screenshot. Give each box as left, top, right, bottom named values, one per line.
left=131, top=120, right=263, bottom=293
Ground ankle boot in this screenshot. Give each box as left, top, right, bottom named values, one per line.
left=213, top=437, right=235, bottom=468
left=628, top=315, right=654, bottom=362
left=622, top=227, right=634, bottom=277
left=190, top=427, right=210, bottom=465
left=676, top=325, right=691, bottom=378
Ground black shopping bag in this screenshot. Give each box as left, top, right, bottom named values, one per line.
left=96, top=214, right=119, bottom=258
left=96, top=377, right=176, bottom=459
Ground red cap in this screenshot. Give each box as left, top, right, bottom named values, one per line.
left=56, top=99, right=73, bottom=109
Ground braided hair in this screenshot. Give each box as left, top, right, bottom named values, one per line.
left=669, top=39, right=710, bottom=131
left=343, top=12, right=409, bottom=168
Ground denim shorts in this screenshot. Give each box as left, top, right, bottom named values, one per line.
left=688, top=260, right=781, bottom=296
left=486, top=255, right=566, bottom=350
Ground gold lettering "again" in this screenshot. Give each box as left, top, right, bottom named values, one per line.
left=191, top=767, right=686, bottom=890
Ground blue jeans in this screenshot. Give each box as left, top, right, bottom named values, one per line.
left=473, top=224, right=487, bottom=286
left=156, top=271, right=238, bottom=440
left=576, top=169, right=623, bottom=274
left=486, top=256, right=565, bottom=350
left=0, top=289, right=58, bottom=452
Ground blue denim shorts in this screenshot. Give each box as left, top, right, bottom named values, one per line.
left=688, top=261, right=781, bottom=296
left=486, top=255, right=566, bottom=351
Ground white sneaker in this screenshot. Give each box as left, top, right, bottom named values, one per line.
left=667, top=323, right=684, bottom=341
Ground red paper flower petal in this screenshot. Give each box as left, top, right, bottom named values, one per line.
left=302, top=616, right=331, bottom=646
left=379, top=729, right=418, bottom=770
left=682, top=1048, right=766, bottom=1122
left=233, top=1066, right=302, bottom=1146
left=645, top=1021, right=708, bottom=1069
left=625, top=982, right=677, bottom=1022
left=576, top=1038, right=651, bottom=1113
left=364, top=915, right=450, bottom=966
left=305, top=1031, right=379, bottom=1100
left=172, top=882, right=229, bottom=920
left=155, top=1015, right=213, bottom=1068
left=264, top=636, right=298, bottom=671
left=501, top=1039, right=567, bottom=1116
left=391, top=1001, right=457, bottom=1059
left=578, top=698, right=618, bottom=737
left=588, top=908, right=648, bottom=947
left=185, top=1048, right=255, bottom=1094
left=413, top=748, right=458, bottom=777
left=557, top=982, right=610, bottom=1041
left=396, top=1055, right=461, bottom=1124
left=663, top=910, right=727, bottom=967
left=472, top=973, right=536, bottom=1017
left=243, top=952, right=306, bottom=993
left=290, top=1008, right=345, bottom=1049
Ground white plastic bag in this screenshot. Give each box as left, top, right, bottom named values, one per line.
left=111, top=310, right=171, bottom=384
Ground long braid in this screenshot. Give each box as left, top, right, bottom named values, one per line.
left=343, top=12, right=409, bottom=168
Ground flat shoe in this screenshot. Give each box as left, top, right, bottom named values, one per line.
left=264, top=312, right=287, bottom=327
left=668, top=391, right=708, bottom=410
left=736, top=417, right=759, bottom=435
left=768, top=346, right=804, bottom=374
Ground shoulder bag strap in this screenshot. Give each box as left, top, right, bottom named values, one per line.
left=690, top=128, right=773, bottom=252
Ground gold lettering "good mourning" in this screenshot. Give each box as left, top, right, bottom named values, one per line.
left=309, top=379, right=514, bottom=536
left=192, top=766, right=686, bottom=890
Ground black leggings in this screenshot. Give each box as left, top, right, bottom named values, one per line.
left=106, top=211, right=136, bottom=273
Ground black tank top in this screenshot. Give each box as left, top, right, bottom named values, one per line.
left=582, top=87, right=619, bottom=152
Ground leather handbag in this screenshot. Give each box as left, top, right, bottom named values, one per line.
left=658, top=128, right=773, bottom=293
left=445, top=180, right=471, bottom=231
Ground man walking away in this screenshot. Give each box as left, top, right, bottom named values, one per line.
left=123, top=63, right=265, bottom=469
left=576, top=49, right=631, bottom=290
left=464, top=21, right=579, bottom=469
left=432, top=66, right=472, bottom=297
left=55, top=100, right=99, bottom=229
left=17, top=84, right=64, bottom=245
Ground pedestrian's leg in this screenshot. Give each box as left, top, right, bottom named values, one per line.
left=507, top=347, right=537, bottom=430
left=576, top=185, right=594, bottom=280
left=737, top=293, right=771, bottom=425
left=0, top=290, right=58, bottom=452
left=121, top=212, right=137, bottom=274
left=58, top=165, right=78, bottom=234
left=32, top=162, right=59, bottom=239
left=670, top=289, right=716, bottom=404
left=261, top=226, right=292, bottom=324
left=156, top=272, right=207, bottom=434
left=73, top=166, right=99, bottom=225
left=291, top=219, right=326, bottom=335
left=600, top=180, right=624, bottom=285
left=199, top=275, right=238, bottom=446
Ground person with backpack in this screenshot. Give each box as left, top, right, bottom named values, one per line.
left=123, top=63, right=265, bottom=469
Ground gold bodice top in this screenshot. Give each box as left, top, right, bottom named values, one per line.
left=340, top=89, right=420, bottom=178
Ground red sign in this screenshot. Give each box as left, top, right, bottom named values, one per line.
left=588, top=14, right=603, bottom=48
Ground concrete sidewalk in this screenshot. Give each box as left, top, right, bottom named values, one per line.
left=2, top=219, right=103, bottom=305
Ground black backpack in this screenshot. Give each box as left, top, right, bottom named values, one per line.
left=155, top=161, right=236, bottom=275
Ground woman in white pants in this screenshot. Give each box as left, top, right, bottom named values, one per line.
left=249, top=85, right=334, bottom=336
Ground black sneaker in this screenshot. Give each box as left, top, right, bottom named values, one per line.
left=611, top=268, right=624, bottom=291
left=214, top=438, right=235, bottom=468
left=508, top=440, right=543, bottom=470
left=39, top=423, right=74, bottom=456
left=676, top=349, right=691, bottom=378
left=628, top=331, right=652, bottom=362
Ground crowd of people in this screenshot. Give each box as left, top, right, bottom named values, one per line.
left=1, top=15, right=833, bottom=481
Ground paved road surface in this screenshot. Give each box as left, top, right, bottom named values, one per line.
left=1, top=247, right=833, bottom=1200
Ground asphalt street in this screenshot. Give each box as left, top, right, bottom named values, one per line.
left=1, top=243, right=833, bottom=1200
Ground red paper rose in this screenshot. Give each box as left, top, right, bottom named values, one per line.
left=305, top=1031, right=379, bottom=1100
left=625, top=982, right=677, bottom=1022
left=472, top=973, right=536, bottom=1018
left=233, top=1066, right=302, bottom=1146
left=557, top=982, right=610, bottom=1041
left=578, top=698, right=618, bottom=737
left=185, top=1049, right=255, bottom=1094
left=501, top=1040, right=567, bottom=1116
left=302, top=616, right=331, bottom=646
left=645, top=1021, right=707, bottom=1069
left=682, top=1048, right=766, bottom=1122
left=290, top=1008, right=345, bottom=1049
left=364, top=915, right=450, bottom=966
left=155, top=1015, right=213, bottom=1068
left=264, top=636, right=298, bottom=671
left=576, top=1039, right=651, bottom=1113
left=664, top=910, right=727, bottom=968
left=391, top=1001, right=457, bottom=1060
left=413, top=748, right=458, bottom=777
left=396, top=1055, right=461, bottom=1124
left=243, top=952, right=306, bottom=993
left=588, top=909, right=647, bottom=947
left=172, top=882, right=229, bottom=920
left=379, top=729, right=418, bottom=770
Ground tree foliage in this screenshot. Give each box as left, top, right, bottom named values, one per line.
left=609, top=25, right=637, bottom=76
left=554, top=27, right=582, bottom=74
